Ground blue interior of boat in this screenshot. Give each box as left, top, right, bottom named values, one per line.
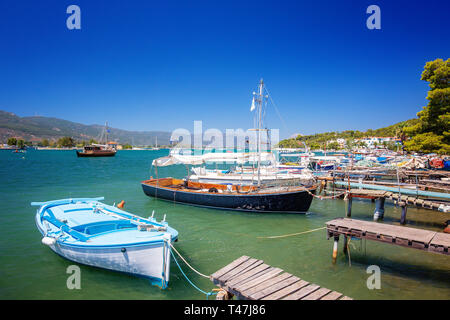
left=72, top=220, right=137, bottom=235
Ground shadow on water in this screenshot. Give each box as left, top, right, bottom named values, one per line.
left=342, top=247, right=450, bottom=286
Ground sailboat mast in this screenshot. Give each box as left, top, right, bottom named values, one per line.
left=105, top=121, right=108, bottom=145
left=257, top=79, right=264, bottom=186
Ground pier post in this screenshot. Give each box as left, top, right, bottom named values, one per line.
left=343, top=235, right=348, bottom=255
left=346, top=195, right=352, bottom=218
left=332, top=235, right=339, bottom=264
left=373, top=197, right=385, bottom=221
left=215, top=289, right=233, bottom=300
left=400, top=203, right=407, bottom=225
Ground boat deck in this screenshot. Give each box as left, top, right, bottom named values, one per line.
left=37, top=201, right=176, bottom=246
left=210, top=256, right=352, bottom=300
left=142, top=178, right=315, bottom=195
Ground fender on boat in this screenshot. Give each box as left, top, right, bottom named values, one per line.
left=42, top=236, right=57, bottom=246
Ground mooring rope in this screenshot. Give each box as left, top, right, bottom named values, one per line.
left=257, top=226, right=326, bottom=239
left=169, top=243, right=210, bottom=279
left=306, top=188, right=347, bottom=200
left=169, top=247, right=217, bottom=300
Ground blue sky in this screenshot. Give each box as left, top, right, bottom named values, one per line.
left=0, top=0, right=449, bottom=138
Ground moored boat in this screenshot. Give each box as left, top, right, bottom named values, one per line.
left=32, top=197, right=178, bottom=288
left=76, top=145, right=116, bottom=157
left=142, top=178, right=316, bottom=213
left=76, top=122, right=117, bottom=157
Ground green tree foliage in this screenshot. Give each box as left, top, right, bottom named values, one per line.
left=327, top=142, right=340, bottom=150
left=7, top=137, right=17, bottom=146
left=122, top=144, right=133, bottom=149
left=40, top=139, right=50, bottom=147
left=17, top=139, right=25, bottom=149
left=405, top=132, right=449, bottom=154
left=57, top=136, right=75, bottom=148
left=404, top=58, right=449, bottom=154
left=278, top=121, right=412, bottom=150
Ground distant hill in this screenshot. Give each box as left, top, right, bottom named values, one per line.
left=0, top=110, right=171, bottom=146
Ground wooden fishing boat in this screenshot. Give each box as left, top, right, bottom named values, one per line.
left=32, top=197, right=178, bottom=288
left=141, top=178, right=316, bottom=213
left=76, top=145, right=116, bottom=157
left=143, top=80, right=317, bottom=213
left=76, top=122, right=117, bottom=157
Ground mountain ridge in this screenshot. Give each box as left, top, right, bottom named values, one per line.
left=0, top=110, right=172, bottom=146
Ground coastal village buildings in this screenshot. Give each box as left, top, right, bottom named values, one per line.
left=355, top=137, right=402, bottom=149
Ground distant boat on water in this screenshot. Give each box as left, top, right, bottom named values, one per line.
left=76, top=122, right=117, bottom=157
left=152, top=136, right=160, bottom=150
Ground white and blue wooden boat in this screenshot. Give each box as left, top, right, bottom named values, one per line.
left=32, top=197, right=178, bottom=288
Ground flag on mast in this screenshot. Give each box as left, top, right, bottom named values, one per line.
left=250, top=95, right=256, bottom=111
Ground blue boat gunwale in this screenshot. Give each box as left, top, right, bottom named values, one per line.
left=34, top=206, right=178, bottom=249
left=32, top=197, right=177, bottom=244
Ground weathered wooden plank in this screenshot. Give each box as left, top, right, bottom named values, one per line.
left=249, top=273, right=300, bottom=300
left=211, top=256, right=353, bottom=300
left=210, top=256, right=249, bottom=281
left=327, top=218, right=436, bottom=244
left=225, top=263, right=272, bottom=288
left=262, top=280, right=309, bottom=300
left=320, top=291, right=343, bottom=300
left=244, top=273, right=293, bottom=300
left=217, top=258, right=262, bottom=283
left=301, top=287, right=331, bottom=300
left=340, top=296, right=353, bottom=300
left=430, top=232, right=450, bottom=248
left=328, top=217, right=450, bottom=256
left=282, top=284, right=320, bottom=300
left=235, top=267, right=283, bottom=293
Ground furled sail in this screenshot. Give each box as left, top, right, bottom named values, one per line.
left=152, top=152, right=276, bottom=167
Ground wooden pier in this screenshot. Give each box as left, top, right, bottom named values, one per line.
left=342, top=188, right=449, bottom=225
left=210, top=255, right=352, bottom=300
left=326, top=218, right=450, bottom=257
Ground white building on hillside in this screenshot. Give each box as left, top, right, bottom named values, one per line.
left=355, top=137, right=401, bottom=149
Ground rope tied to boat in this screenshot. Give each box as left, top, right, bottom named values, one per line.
left=169, top=243, right=209, bottom=279
left=302, top=186, right=347, bottom=200
left=169, top=245, right=217, bottom=300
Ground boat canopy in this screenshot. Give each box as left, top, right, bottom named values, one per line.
left=152, top=152, right=276, bottom=167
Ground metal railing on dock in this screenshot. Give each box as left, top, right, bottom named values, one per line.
left=210, top=256, right=352, bottom=300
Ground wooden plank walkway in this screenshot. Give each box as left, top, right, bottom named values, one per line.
left=210, top=256, right=352, bottom=300
left=347, top=189, right=448, bottom=210
left=326, top=218, right=450, bottom=255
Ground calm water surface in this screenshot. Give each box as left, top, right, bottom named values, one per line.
left=0, top=150, right=449, bottom=299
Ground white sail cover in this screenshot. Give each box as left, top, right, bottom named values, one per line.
left=152, top=152, right=276, bottom=167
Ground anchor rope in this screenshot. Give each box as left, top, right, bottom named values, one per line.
left=169, top=247, right=217, bottom=300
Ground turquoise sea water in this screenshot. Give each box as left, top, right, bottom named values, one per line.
left=0, top=149, right=449, bottom=300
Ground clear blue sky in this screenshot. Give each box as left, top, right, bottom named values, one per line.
left=0, top=0, right=449, bottom=138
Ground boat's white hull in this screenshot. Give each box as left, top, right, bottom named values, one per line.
left=35, top=214, right=171, bottom=287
